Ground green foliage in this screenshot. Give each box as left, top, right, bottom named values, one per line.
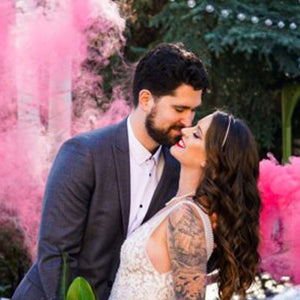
left=150, top=1, right=217, bottom=66
left=59, top=253, right=96, bottom=300
left=72, top=12, right=128, bottom=117
left=281, top=84, right=300, bottom=163
left=59, top=252, right=70, bottom=300
left=0, top=206, right=31, bottom=298
left=153, top=0, right=300, bottom=76
left=66, top=277, right=96, bottom=300
left=126, top=0, right=300, bottom=157
left=206, top=51, right=281, bottom=152
left=98, top=53, right=133, bottom=105
left=124, top=0, right=169, bottom=61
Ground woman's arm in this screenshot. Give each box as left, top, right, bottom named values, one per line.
left=167, top=203, right=207, bottom=300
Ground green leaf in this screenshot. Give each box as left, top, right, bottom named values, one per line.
left=281, top=83, right=300, bottom=163
left=66, top=277, right=96, bottom=300
left=59, top=252, right=70, bottom=300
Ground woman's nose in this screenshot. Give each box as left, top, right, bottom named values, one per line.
left=181, top=128, right=188, bottom=137
left=181, top=127, right=193, bottom=137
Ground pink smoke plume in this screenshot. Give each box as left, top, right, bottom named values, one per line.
left=73, top=86, right=131, bottom=134
left=0, top=1, right=13, bottom=69
left=0, top=1, right=16, bottom=131
left=0, top=0, right=128, bottom=260
left=258, top=154, right=300, bottom=284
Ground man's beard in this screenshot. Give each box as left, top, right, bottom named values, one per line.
left=145, top=107, right=184, bottom=147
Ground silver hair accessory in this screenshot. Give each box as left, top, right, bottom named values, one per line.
left=221, top=115, right=232, bottom=148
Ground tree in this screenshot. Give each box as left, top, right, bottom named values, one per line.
left=124, top=0, right=300, bottom=159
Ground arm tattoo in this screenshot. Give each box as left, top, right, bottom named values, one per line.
left=167, top=203, right=207, bottom=300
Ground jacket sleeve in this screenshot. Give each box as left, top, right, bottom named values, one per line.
left=37, top=137, right=95, bottom=300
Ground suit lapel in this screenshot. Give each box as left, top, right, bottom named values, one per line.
left=112, top=118, right=131, bottom=238
left=143, top=146, right=180, bottom=222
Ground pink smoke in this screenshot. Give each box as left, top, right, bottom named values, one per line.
left=258, top=154, right=300, bottom=283
left=0, top=1, right=13, bottom=68
left=72, top=86, right=131, bottom=133
left=0, top=0, right=128, bottom=260
left=0, top=1, right=16, bottom=131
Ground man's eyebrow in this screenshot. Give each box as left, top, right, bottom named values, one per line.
left=172, top=105, right=202, bottom=110
left=172, top=105, right=189, bottom=109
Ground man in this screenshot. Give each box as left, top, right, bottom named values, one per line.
left=12, top=43, right=209, bottom=300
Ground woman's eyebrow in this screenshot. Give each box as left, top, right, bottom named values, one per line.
left=197, top=124, right=203, bottom=135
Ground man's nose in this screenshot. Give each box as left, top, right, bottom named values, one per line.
left=180, top=111, right=194, bottom=127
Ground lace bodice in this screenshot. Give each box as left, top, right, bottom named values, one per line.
left=108, top=195, right=214, bottom=300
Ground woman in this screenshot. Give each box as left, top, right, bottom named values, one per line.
left=109, top=110, right=261, bottom=300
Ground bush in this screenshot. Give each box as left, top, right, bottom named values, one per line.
left=0, top=204, right=32, bottom=298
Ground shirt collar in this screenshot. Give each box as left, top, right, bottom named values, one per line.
left=127, top=116, right=162, bottom=165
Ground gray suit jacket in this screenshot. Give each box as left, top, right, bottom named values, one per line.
left=12, top=118, right=180, bottom=300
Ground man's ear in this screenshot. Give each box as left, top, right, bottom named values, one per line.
left=138, top=89, right=154, bottom=112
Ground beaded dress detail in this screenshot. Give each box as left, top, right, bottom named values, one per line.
left=108, top=195, right=214, bottom=300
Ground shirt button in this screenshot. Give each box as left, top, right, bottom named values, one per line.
left=139, top=204, right=143, bottom=208
left=149, top=173, right=152, bottom=177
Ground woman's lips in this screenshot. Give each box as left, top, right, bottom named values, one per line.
left=176, top=139, right=185, bottom=148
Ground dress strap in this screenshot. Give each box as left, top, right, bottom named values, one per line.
left=165, top=192, right=195, bottom=206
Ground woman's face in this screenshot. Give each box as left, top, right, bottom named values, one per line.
left=170, top=113, right=213, bottom=169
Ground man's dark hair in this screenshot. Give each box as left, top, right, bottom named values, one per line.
left=132, top=43, right=209, bottom=107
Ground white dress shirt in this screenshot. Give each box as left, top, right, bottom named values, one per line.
left=127, top=116, right=164, bottom=236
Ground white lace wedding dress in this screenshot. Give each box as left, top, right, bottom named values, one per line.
left=108, top=195, right=214, bottom=300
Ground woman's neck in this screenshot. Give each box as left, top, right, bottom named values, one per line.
left=176, top=166, right=203, bottom=197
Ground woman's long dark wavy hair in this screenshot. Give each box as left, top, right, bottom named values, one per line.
left=195, top=111, right=261, bottom=300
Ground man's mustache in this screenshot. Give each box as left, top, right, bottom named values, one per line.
left=167, top=125, right=184, bottom=143
left=168, top=125, right=185, bottom=131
